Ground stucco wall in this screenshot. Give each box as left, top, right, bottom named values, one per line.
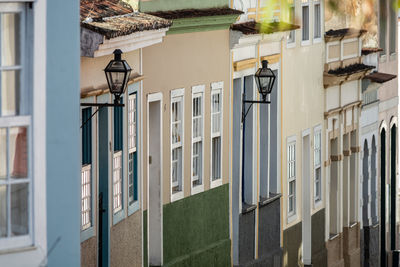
left=110, top=211, right=142, bottom=267
left=141, top=29, right=231, bottom=208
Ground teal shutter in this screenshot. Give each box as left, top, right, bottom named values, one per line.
left=114, top=98, right=123, bottom=151
left=82, top=107, right=92, bottom=165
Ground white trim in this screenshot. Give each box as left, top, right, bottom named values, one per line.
left=341, top=38, right=359, bottom=60
left=312, top=0, right=323, bottom=43
left=210, top=82, right=224, bottom=189
left=170, top=88, right=184, bottom=98
left=287, top=135, right=297, bottom=221
left=301, top=0, right=311, bottom=46
left=313, top=125, right=323, bottom=206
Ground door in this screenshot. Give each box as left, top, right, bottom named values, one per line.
left=148, top=94, right=163, bottom=266
left=302, top=133, right=311, bottom=265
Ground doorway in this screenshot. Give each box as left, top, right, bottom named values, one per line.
left=302, top=132, right=311, bottom=265
left=147, top=94, right=163, bottom=266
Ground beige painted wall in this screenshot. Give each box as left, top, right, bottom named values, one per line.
left=141, top=29, right=231, bottom=208
left=282, top=37, right=326, bottom=230
left=81, top=49, right=141, bottom=91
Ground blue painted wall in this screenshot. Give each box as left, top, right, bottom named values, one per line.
left=46, top=1, right=81, bottom=266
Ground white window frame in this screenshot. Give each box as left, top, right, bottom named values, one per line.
left=81, top=164, right=92, bottom=231
left=210, top=82, right=223, bottom=189
left=326, top=41, right=341, bottom=63
left=191, top=85, right=204, bottom=195
left=287, top=136, right=297, bottom=223
left=313, top=0, right=322, bottom=43
left=341, top=38, right=359, bottom=60
left=112, top=151, right=123, bottom=214
left=127, top=87, right=140, bottom=215
left=287, top=0, right=296, bottom=48
left=301, top=0, right=311, bottom=46
left=313, top=126, right=322, bottom=206
left=0, top=2, right=35, bottom=251
left=170, top=88, right=184, bottom=202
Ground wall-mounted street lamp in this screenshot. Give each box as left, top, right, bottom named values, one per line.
left=241, top=60, right=276, bottom=205
left=242, top=60, right=275, bottom=122
left=81, top=49, right=132, bottom=128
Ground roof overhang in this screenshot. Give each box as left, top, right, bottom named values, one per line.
left=81, top=27, right=169, bottom=57
left=324, top=64, right=374, bottom=88
left=364, top=72, right=397, bottom=83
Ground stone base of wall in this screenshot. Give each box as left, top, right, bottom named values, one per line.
left=312, top=209, right=327, bottom=267
left=326, top=234, right=345, bottom=267
left=362, top=224, right=380, bottom=267
left=234, top=247, right=282, bottom=267
left=81, top=236, right=97, bottom=267
left=343, top=223, right=360, bottom=267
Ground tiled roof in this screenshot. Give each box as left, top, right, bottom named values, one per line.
left=147, top=7, right=243, bottom=20
left=81, top=0, right=172, bottom=39
left=328, top=63, right=374, bottom=76
left=325, top=28, right=366, bottom=38
left=364, top=72, right=397, bottom=83
left=231, top=21, right=299, bottom=35
left=361, top=47, right=383, bottom=55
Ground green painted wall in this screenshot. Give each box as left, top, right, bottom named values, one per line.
left=144, top=184, right=231, bottom=267
left=139, top=0, right=229, bottom=12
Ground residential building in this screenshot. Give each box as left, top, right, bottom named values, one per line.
left=139, top=0, right=240, bottom=266
left=280, top=0, right=327, bottom=265
left=79, top=1, right=171, bottom=266
left=0, top=0, right=81, bottom=266
left=229, top=1, right=298, bottom=266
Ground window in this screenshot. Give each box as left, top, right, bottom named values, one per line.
left=81, top=107, right=92, bottom=230
left=379, top=0, right=387, bottom=55
left=301, top=0, right=310, bottom=43
left=113, top=104, right=123, bottom=214
left=287, top=140, right=296, bottom=217
left=128, top=93, right=137, bottom=207
left=314, top=129, right=322, bottom=203
left=287, top=0, right=296, bottom=45
left=0, top=3, right=32, bottom=249
left=191, top=86, right=204, bottom=192
left=171, top=89, right=184, bottom=197
left=211, top=84, right=222, bottom=187
left=313, top=0, right=321, bottom=40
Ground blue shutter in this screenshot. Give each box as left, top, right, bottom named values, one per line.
left=114, top=98, right=123, bottom=151
left=82, top=107, right=92, bottom=165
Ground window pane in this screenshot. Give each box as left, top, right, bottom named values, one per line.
left=0, top=128, right=6, bottom=179
left=302, top=6, right=309, bottom=41
left=9, top=126, right=27, bottom=179
left=11, top=183, right=28, bottom=236
left=212, top=136, right=221, bottom=181
left=1, top=13, right=20, bottom=67
left=1, top=70, right=20, bottom=116
left=0, top=185, right=6, bottom=237
left=314, top=4, right=321, bottom=38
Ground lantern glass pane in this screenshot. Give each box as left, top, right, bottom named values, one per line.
left=108, top=71, right=125, bottom=94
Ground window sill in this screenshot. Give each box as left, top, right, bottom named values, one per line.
left=210, top=178, right=223, bottom=189
left=171, top=191, right=184, bottom=202
left=241, top=202, right=257, bottom=214
left=287, top=213, right=297, bottom=224
left=313, top=38, right=322, bottom=44
left=389, top=53, right=397, bottom=61
left=329, top=233, right=340, bottom=241
left=112, top=209, right=125, bottom=226
left=379, top=54, right=387, bottom=63
left=259, top=193, right=281, bottom=207
left=128, top=201, right=140, bottom=216
left=287, top=41, right=296, bottom=49
left=301, top=40, right=311, bottom=47
left=313, top=199, right=323, bottom=209
left=0, top=245, right=37, bottom=255
left=81, top=226, right=95, bottom=243
left=191, top=184, right=204, bottom=195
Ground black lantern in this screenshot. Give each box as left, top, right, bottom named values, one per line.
left=104, top=49, right=132, bottom=104
left=254, top=60, right=276, bottom=101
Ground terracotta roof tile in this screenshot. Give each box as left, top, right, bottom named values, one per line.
left=147, top=7, right=243, bottom=20
left=328, top=63, right=374, bottom=76
left=361, top=47, right=383, bottom=55
left=231, top=21, right=299, bottom=35
left=364, top=72, right=397, bottom=83
left=325, top=28, right=366, bottom=38
left=81, top=0, right=132, bottom=21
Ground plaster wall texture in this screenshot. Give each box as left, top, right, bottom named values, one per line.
left=81, top=236, right=97, bottom=267
left=141, top=29, right=231, bottom=208
left=110, top=210, right=142, bottom=267
left=46, top=0, right=81, bottom=265
left=80, top=49, right=141, bottom=90
left=282, top=37, right=326, bottom=230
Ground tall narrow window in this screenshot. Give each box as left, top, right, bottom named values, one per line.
left=191, top=86, right=204, bottom=191
left=171, top=90, right=184, bottom=196
left=0, top=3, right=32, bottom=249
left=301, top=0, right=310, bottom=43
left=211, top=87, right=222, bottom=186
left=314, top=129, right=322, bottom=203
left=81, top=107, right=92, bottom=230
left=113, top=103, right=123, bottom=214
left=128, top=93, right=137, bottom=207
left=287, top=0, right=296, bottom=45
left=313, top=0, right=321, bottom=40
left=287, top=140, right=296, bottom=217
left=379, top=0, right=387, bottom=55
